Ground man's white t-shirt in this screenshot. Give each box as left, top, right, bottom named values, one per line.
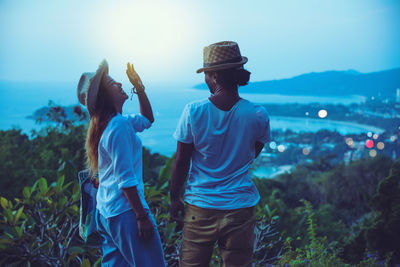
left=174, top=98, right=271, bottom=210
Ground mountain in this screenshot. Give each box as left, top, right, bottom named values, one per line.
left=193, top=68, right=400, bottom=97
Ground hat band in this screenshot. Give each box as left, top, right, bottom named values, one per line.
left=203, top=56, right=243, bottom=68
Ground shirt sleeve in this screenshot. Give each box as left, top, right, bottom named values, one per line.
left=108, top=120, right=139, bottom=189
left=255, top=105, right=271, bottom=144
left=173, top=104, right=193, bottom=144
left=123, top=114, right=151, bottom=133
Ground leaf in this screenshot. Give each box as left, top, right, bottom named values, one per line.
left=62, top=181, right=73, bottom=191
left=264, top=204, right=271, bottom=217
left=93, top=258, right=102, bottom=267
left=31, top=180, right=39, bottom=194
left=13, top=226, right=22, bottom=238
left=81, top=258, right=90, bottom=267
left=38, top=178, right=48, bottom=194
left=23, top=187, right=31, bottom=199
left=158, top=154, right=175, bottom=185
left=68, top=246, right=87, bottom=254
left=5, top=231, right=14, bottom=239
left=56, top=175, right=65, bottom=191
left=58, top=197, right=67, bottom=208
left=3, top=208, right=13, bottom=223
left=58, top=161, right=66, bottom=172
left=14, top=206, right=24, bottom=224
left=0, top=197, right=8, bottom=209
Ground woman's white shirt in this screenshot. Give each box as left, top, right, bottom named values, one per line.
left=96, top=113, right=151, bottom=218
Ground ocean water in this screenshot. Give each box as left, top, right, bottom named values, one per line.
left=0, top=81, right=378, bottom=156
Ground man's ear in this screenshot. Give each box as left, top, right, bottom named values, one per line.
left=212, top=72, right=218, bottom=83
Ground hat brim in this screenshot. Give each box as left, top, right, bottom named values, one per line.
left=196, top=57, right=248, bottom=73
left=86, top=60, right=109, bottom=116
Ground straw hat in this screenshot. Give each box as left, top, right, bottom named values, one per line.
left=196, top=41, right=248, bottom=73
left=77, top=60, right=109, bottom=117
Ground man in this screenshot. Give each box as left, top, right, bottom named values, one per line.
left=170, top=41, right=271, bottom=267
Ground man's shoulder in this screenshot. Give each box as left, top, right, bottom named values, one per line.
left=239, top=99, right=268, bottom=115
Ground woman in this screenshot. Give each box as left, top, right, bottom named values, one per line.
left=170, top=41, right=271, bottom=267
left=77, top=60, right=165, bottom=267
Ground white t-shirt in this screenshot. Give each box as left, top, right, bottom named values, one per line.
left=173, top=98, right=271, bottom=210
left=96, top=113, right=151, bottom=218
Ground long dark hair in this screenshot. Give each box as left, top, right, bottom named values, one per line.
left=85, top=81, right=117, bottom=175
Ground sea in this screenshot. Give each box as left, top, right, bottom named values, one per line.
left=0, top=80, right=381, bottom=159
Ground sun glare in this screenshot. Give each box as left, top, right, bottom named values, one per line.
left=100, top=2, right=196, bottom=69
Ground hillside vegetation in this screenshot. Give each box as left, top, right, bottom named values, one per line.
left=0, top=106, right=399, bottom=266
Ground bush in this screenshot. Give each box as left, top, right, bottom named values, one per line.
left=0, top=175, right=100, bottom=266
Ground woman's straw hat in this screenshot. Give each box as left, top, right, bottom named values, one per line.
left=196, top=41, right=248, bottom=73
left=77, top=60, right=109, bottom=117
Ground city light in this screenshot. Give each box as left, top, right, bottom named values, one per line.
left=269, top=141, right=277, bottom=150
left=345, top=137, right=354, bottom=146
left=369, top=149, right=377, bottom=157
left=373, top=134, right=379, bottom=140
left=377, top=142, right=385, bottom=150
left=277, top=145, right=285, bottom=152
left=302, top=147, right=310, bottom=155
left=318, top=109, right=328, bottom=118
left=365, top=139, right=374, bottom=148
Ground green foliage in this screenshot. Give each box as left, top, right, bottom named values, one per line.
left=274, top=200, right=389, bottom=267
left=2, top=102, right=398, bottom=265
left=0, top=174, right=100, bottom=266
left=0, top=126, right=86, bottom=199
left=342, top=161, right=400, bottom=265
left=254, top=156, right=393, bottom=249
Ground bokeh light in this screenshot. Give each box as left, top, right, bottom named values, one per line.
left=345, top=137, right=354, bottom=146
left=377, top=142, right=385, bottom=150
left=302, top=147, right=310, bottom=155
left=365, top=139, right=374, bottom=148
left=269, top=141, right=277, bottom=150
left=390, top=135, right=397, bottom=142
left=369, top=149, right=377, bottom=157
left=305, top=112, right=309, bottom=116
left=277, top=145, right=285, bottom=152
left=372, top=134, right=379, bottom=140
left=367, top=132, right=373, bottom=138
left=318, top=109, right=328, bottom=118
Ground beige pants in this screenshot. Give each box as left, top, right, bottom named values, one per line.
left=179, top=203, right=256, bottom=267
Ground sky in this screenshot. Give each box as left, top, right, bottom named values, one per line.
left=0, top=0, right=399, bottom=85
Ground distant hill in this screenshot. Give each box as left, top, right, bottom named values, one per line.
left=193, top=68, right=400, bottom=97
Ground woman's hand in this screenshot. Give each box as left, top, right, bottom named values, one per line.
left=137, top=215, right=154, bottom=239
left=126, top=62, right=145, bottom=92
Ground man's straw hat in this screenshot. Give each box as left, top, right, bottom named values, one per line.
left=77, top=60, right=109, bottom=117
left=196, top=41, right=248, bottom=73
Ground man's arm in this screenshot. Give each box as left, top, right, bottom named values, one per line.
left=170, top=141, right=194, bottom=222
